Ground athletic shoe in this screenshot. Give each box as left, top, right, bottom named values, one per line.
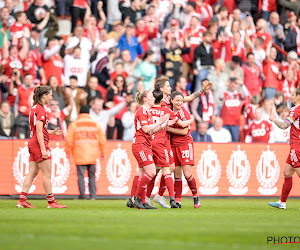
left=268, top=201, right=286, bottom=209
left=126, top=197, right=134, bottom=208
left=145, top=197, right=153, bottom=207
left=170, top=197, right=178, bottom=208
left=153, top=194, right=170, bottom=208
left=16, top=201, right=36, bottom=208
left=47, top=202, right=67, bottom=208
left=194, top=196, right=201, bottom=208
left=134, top=197, right=145, bottom=209
left=176, top=201, right=182, bottom=208
left=143, top=203, right=157, bottom=209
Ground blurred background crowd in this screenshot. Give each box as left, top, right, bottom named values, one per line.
left=0, top=0, right=299, bottom=143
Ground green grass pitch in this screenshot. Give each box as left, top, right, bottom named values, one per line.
left=0, top=198, right=300, bottom=250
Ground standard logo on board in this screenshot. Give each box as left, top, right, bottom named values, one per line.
left=84, top=159, right=101, bottom=195
left=106, top=144, right=131, bottom=194
left=13, top=143, right=36, bottom=193
left=51, top=143, right=70, bottom=193
left=197, top=145, right=221, bottom=195
left=256, top=146, right=280, bottom=195
left=226, top=145, right=251, bottom=195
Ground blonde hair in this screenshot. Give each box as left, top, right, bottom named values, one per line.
left=135, top=91, right=149, bottom=105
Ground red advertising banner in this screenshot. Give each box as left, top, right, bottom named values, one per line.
left=0, top=140, right=299, bottom=197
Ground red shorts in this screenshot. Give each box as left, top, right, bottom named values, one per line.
left=152, top=143, right=169, bottom=167
left=29, top=146, right=52, bottom=163
left=172, top=143, right=194, bottom=167
left=132, top=144, right=154, bottom=168
left=166, top=140, right=174, bottom=165
left=286, top=149, right=300, bottom=168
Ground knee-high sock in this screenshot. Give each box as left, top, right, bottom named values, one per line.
left=281, top=176, right=293, bottom=202
left=186, top=175, right=197, bottom=197
left=136, top=173, right=153, bottom=203
left=146, top=175, right=156, bottom=198
left=174, top=178, right=182, bottom=202
left=130, top=175, right=139, bottom=197
left=158, top=175, right=166, bottom=196
left=19, top=192, right=27, bottom=202
left=164, top=174, right=174, bottom=197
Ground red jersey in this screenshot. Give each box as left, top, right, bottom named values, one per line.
left=260, top=0, right=277, bottom=12
left=251, top=31, right=272, bottom=50
left=18, top=84, right=35, bottom=116
left=10, top=23, right=32, bottom=47
left=242, top=63, right=262, bottom=96
left=73, top=0, right=88, bottom=8
left=4, top=56, right=23, bottom=78
left=161, top=95, right=172, bottom=109
left=247, top=120, right=272, bottom=142
left=263, top=59, right=280, bottom=88
left=28, top=103, right=49, bottom=148
left=84, top=26, right=101, bottom=41
left=150, top=105, right=175, bottom=141
left=42, top=52, right=64, bottom=86
left=286, top=104, right=300, bottom=151
left=164, top=29, right=184, bottom=44
left=220, top=91, right=243, bottom=126
left=170, top=106, right=193, bottom=146
left=243, top=104, right=256, bottom=131
left=23, top=50, right=42, bottom=82
left=282, top=79, right=298, bottom=102
left=133, top=106, right=153, bottom=148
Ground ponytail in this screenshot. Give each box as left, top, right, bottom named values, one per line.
left=152, top=89, right=163, bottom=104
left=33, top=86, right=52, bottom=106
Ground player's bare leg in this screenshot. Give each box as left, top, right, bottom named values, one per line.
left=183, top=165, right=200, bottom=208
left=17, top=161, right=39, bottom=208
left=38, top=159, right=67, bottom=208
left=269, top=163, right=296, bottom=209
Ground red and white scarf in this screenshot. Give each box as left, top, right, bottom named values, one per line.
left=201, top=90, right=214, bottom=123
left=282, top=79, right=297, bottom=102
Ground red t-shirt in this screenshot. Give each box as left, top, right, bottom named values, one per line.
left=133, top=106, right=153, bottom=148
left=251, top=31, right=272, bottom=50
left=247, top=120, right=272, bottom=142
left=220, top=91, right=243, bottom=126
left=42, top=52, right=64, bottom=86
left=23, top=50, right=42, bottom=81
left=263, top=59, right=280, bottom=88
left=28, top=103, right=49, bottom=148
left=4, top=56, right=23, bottom=79
left=286, top=104, right=300, bottom=151
left=170, top=106, right=193, bottom=147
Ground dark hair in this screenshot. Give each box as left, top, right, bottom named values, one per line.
left=113, top=74, right=126, bottom=90
left=277, top=105, right=289, bottom=114
left=203, top=30, right=212, bottom=37
left=218, top=6, right=228, bottom=13
left=136, top=91, right=149, bottom=105
left=0, top=101, right=11, bottom=109
left=47, top=75, right=63, bottom=96
left=296, top=87, right=300, bottom=96
left=246, top=52, right=254, bottom=58
left=24, top=73, right=33, bottom=78
left=170, top=91, right=184, bottom=100
left=232, top=55, right=241, bottom=64
left=14, top=11, right=25, bottom=20
left=152, top=89, right=163, bottom=104
left=33, top=86, right=52, bottom=106
left=46, top=37, right=58, bottom=47
left=79, top=105, right=89, bottom=114
left=70, top=75, right=78, bottom=81
left=155, top=75, right=169, bottom=90
left=143, top=50, right=154, bottom=60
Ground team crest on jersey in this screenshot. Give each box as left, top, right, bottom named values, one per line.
left=197, top=145, right=221, bottom=195
left=106, top=144, right=132, bottom=194
left=51, top=143, right=70, bottom=193
left=256, top=146, right=280, bottom=195
left=84, top=159, right=101, bottom=195
left=226, top=146, right=251, bottom=195
left=13, top=143, right=36, bottom=193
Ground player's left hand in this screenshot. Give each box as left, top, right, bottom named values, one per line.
left=269, top=112, right=277, bottom=122
left=167, top=119, right=176, bottom=126
left=53, top=127, right=63, bottom=136
left=202, top=80, right=213, bottom=92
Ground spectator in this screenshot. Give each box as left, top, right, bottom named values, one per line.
left=194, top=0, right=214, bottom=28
left=70, top=0, right=88, bottom=33
left=29, top=26, right=46, bottom=52
left=220, top=77, right=247, bottom=142
left=64, top=46, right=90, bottom=87
left=0, top=7, right=13, bottom=47
left=273, top=105, right=290, bottom=143
left=121, top=101, right=137, bottom=141
left=162, top=19, right=184, bottom=48
left=135, top=50, right=156, bottom=90
left=0, top=101, right=15, bottom=138
left=191, top=121, right=212, bottom=142
left=23, top=49, right=46, bottom=85
left=14, top=73, right=35, bottom=139
left=244, top=34, right=266, bottom=70
left=182, top=2, right=197, bottom=30
left=191, top=78, right=215, bottom=126
left=26, top=0, right=49, bottom=25
left=47, top=75, right=65, bottom=110
left=67, top=25, right=92, bottom=58
left=242, top=52, right=262, bottom=104
left=65, top=105, right=106, bottom=199
left=10, top=11, right=32, bottom=47
left=193, top=30, right=214, bottom=92
left=211, top=5, right=228, bottom=29
left=107, top=0, right=122, bottom=31
left=251, top=18, right=272, bottom=50
left=207, top=117, right=232, bottom=143
left=262, top=99, right=276, bottom=120
left=118, top=22, right=143, bottom=61
left=260, top=1, right=277, bottom=21
left=118, top=0, right=145, bottom=24
left=85, top=75, right=103, bottom=105
left=281, top=68, right=298, bottom=103
left=224, top=56, right=244, bottom=83
left=41, top=37, right=64, bottom=86
left=273, top=91, right=286, bottom=111
left=208, top=58, right=228, bottom=113
left=64, top=75, right=87, bottom=124
left=120, top=49, right=138, bottom=89
left=284, top=12, right=299, bottom=54
left=245, top=107, right=274, bottom=143
left=243, top=95, right=260, bottom=138
left=6, top=69, right=22, bottom=108
left=109, top=61, right=128, bottom=83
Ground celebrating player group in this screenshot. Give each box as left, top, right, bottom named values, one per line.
left=127, top=76, right=213, bottom=209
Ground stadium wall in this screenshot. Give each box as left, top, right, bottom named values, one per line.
left=0, top=140, right=299, bottom=197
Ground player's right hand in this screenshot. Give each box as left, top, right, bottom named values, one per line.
left=159, top=114, right=170, bottom=125
left=269, top=112, right=276, bottom=122
left=41, top=149, right=48, bottom=159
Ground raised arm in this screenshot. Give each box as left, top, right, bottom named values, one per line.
left=183, top=80, right=213, bottom=103
left=269, top=112, right=291, bottom=130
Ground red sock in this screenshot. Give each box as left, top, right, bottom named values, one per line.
left=281, top=176, right=293, bottom=202
left=187, top=175, right=198, bottom=197
left=136, top=173, right=153, bottom=203
left=164, top=174, right=174, bottom=197
left=158, top=175, right=166, bottom=196
left=130, top=175, right=139, bottom=197
left=19, top=192, right=27, bottom=202
left=174, top=178, right=182, bottom=202
left=146, top=175, right=156, bottom=198
left=47, top=193, right=55, bottom=204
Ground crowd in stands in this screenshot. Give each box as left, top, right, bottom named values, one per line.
left=0, top=0, right=299, bottom=143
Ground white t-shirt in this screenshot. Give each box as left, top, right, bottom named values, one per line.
left=66, top=36, right=92, bottom=59
left=207, top=127, right=232, bottom=143
left=273, top=118, right=290, bottom=143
